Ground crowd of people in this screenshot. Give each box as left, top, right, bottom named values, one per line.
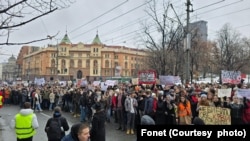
left=1, top=80, right=250, bottom=140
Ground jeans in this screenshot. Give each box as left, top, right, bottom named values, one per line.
left=35, top=103, right=42, bottom=111
left=126, top=112, right=135, bottom=130
left=49, top=103, right=54, bottom=110
left=80, top=106, right=86, bottom=122
left=106, top=107, right=111, bottom=121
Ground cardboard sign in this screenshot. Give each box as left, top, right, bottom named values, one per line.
left=218, top=88, right=231, bottom=97
left=199, top=106, right=231, bottom=125
left=131, top=78, right=138, bottom=85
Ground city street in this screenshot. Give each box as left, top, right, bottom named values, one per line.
left=0, top=105, right=136, bottom=141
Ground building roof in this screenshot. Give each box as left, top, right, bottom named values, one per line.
left=60, top=34, right=71, bottom=44
left=8, top=54, right=16, bottom=61
left=92, top=34, right=102, bottom=45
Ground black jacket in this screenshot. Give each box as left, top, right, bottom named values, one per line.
left=45, top=114, right=69, bottom=140
left=90, top=110, right=106, bottom=141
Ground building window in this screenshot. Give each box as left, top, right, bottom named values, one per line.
left=70, top=60, right=74, bottom=68
left=125, top=56, right=128, bottom=60
left=131, top=64, right=133, bottom=69
left=86, top=60, right=90, bottom=68
left=93, top=69, right=98, bottom=74
left=93, top=48, right=99, bottom=52
left=105, top=60, right=109, bottom=68
left=51, top=59, right=55, bottom=67
left=61, top=59, right=66, bottom=68
left=78, top=60, right=82, bottom=68
left=114, top=55, right=118, bottom=59
left=105, top=54, right=109, bottom=58
left=93, top=60, right=98, bottom=67
left=114, top=62, right=118, bottom=67
left=125, top=62, right=128, bottom=69
left=78, top=53, right=82, bottom=57
left=131, top=57, right=133, bottom=60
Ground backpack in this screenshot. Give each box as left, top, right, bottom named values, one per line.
left=46, top=117, right=62, bottom=140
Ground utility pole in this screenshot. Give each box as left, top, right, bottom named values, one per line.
left=185, top=0, right=193, bottom=84
left=56, top=40, right=59, bottom=82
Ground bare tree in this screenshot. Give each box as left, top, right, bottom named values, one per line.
left=141, top=0, right=185, bottom=76
left=0, top=0, right=74, bottom=45
left=213, top=23, right=250, bottom=73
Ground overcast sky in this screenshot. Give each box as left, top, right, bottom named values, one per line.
left=1, top=0, right=250, bottom=62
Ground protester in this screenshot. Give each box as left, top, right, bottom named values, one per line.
left=62, top=123, right=90, bottom=141
left=0, top=90, right=4, bottom=117
left=45, top=106, right=69, bottom=141
left=10, top=102, right=39, bottom=141
left=140, top=115, right=155, bottom=125
left=193, top=117, right=205, bottom=125
left=124, top=91, right=138, bottom=135
left=90, top=102, right=106, bottom=141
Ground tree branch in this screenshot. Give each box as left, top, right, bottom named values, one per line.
left=0, top=0, right=28, bottom=13
left=0, top=8, right=57, bottom=29
left=0, top=32, right=59, bottom=45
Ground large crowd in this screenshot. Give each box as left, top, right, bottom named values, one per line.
left=1, top=81, right=250, bottom=134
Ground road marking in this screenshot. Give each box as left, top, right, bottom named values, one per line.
left=40, top=113, right=51, bottom=118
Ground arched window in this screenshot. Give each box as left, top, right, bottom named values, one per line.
left=93, top=60, right=98, bottom=67
left=70, top=60, right=74, bottom=68
left=78, top=60, right=82, bottom=68
left=51, top=59, right=55, bottom=67
left=125, top=62, right=128, bottom=69
left=86, top=60, right=90, bottom=68
left=105, top=60, right=109, bottom=68
left=61, top=59, right=66, bottom=68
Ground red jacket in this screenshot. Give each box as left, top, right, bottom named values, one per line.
left=243, top=100, right=250, bottom=124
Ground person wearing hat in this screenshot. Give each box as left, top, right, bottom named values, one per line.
left=196, top=93, right=209, bottom=117
left=90, top=102, right=106, bottom=141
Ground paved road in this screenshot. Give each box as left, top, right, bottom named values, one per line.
left=0, top=105, right=136, bottom=141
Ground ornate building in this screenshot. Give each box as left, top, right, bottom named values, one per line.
left=2, top=55, right=17, bottom=82
left=19, top=33, right=148, bottom=82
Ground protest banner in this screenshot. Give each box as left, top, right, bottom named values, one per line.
left=199, top=106, right=231, bottom=125
left=93, top=81, right=101, bottom=86
left=237, top=89, right=250, bottom=100
left=221, top=70, right=241, bottom=84
left=138, top=70, right=156, bottom=84
left=159, top=75, right=181, bottom=85
left=218, top=88, right=231, bottom=97
left=105, top=80, right=117, bottom=86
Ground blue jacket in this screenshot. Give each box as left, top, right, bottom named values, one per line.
left=61, top=133, right=77, bottom=141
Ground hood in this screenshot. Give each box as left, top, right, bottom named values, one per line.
left=53, top=111, right=62, bottom=118
left=70, top=123, right=81, bottom=141
left=141, top=115, right=155, bottom=125
left=19, top=109, right=34, bottom=116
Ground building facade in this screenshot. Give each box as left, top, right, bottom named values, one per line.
left=2, top=55, right=17, bottom=82
left=20, top=34, right=148, bottom=82
left=189, top=20, right=208, bottom=42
